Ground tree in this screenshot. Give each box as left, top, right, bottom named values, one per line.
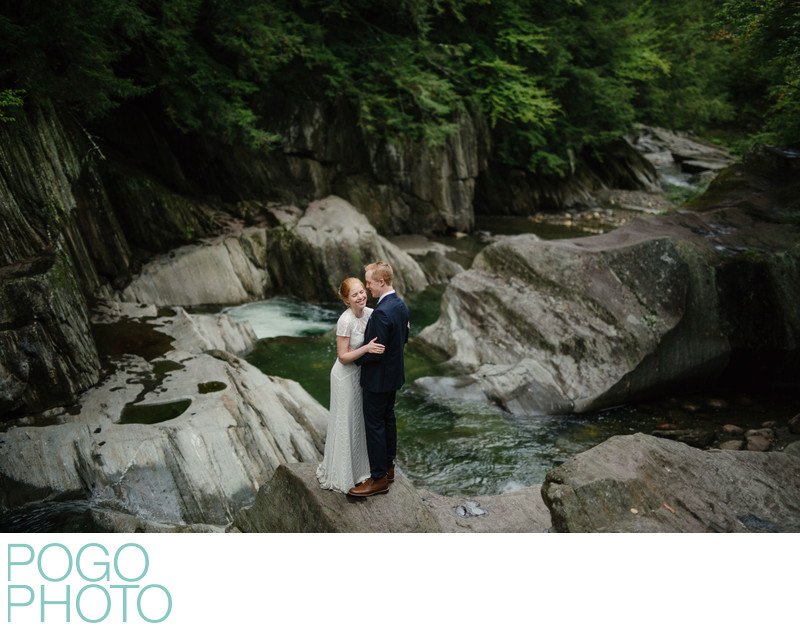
left=716, top=0, right=800, bottom=145
left=0, top=1, right=149, bottom=120
left=1, top=0, right=792, bottom=176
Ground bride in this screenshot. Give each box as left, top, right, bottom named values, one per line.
left=316, top=277, right=385, bottom=493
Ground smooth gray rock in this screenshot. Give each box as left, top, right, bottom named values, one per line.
left=389, top=234, right=465, bottom=285
left=289, top=196, right=428, bottom=298
left=119, top=230, right=270, bottom=306
left=418, top=486, right=552, bottom=533
left=232, top=463, right=443, bottom=533
left=416, top=198, right=800, bottom=415
left=542, top=433, right=800, bottom=532
left=119, top=197, right=428, bottom=306
left=0, top=309, right=325, bottom=529
left=231, top=462, right=552, bottom=533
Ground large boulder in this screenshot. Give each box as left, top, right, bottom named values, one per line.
left=119, top=196, right=428, bottom=306
left=0, top=306, right=326, bottom=529
left=231, top=462, right=552, bottom=533
left=118, top=228, right=271, bottom=306
left=541, top=433, right=800, bottom=532
left=278, top=196, right=428, bottom=299
left=416, top=147, right=800, bottom=414
left=630, top=125, right=736, bottom=174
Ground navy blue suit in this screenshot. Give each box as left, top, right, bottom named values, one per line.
left=355, top=292, right=409, bottom=479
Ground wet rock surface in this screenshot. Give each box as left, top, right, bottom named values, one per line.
left=0, top=243, right=101, bottom=416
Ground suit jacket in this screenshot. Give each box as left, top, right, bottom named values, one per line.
left=355, top=292, right=409, bottom=393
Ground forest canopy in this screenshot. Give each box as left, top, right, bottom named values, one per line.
left=1, top=0, right=797, bottom=175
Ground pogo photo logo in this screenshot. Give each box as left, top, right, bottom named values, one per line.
left=6, top=542, right=172, bottom=624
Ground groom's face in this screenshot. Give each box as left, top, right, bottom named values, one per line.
left=365, top=271, right=382, bottom=298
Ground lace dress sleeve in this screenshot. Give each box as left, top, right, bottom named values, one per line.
left=335, top=310, right=353, bottom=338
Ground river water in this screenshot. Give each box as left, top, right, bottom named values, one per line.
left=223, top=217, right=799, bottom=497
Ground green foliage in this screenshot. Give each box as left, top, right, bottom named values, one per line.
left=322, top=28, right=466, bottom=145
left=0, top=0, right=795, bottom=175
left=0, top=88, right=24, bottom=122
left=138, top=0, right=325, bottom=148
left=629, top=0, right=737, bottom=131
left=470, top=57, right=558, bottom=129
left=0, top=1, right=149, bottom=120
left=716, top=0, right=800, bottom=145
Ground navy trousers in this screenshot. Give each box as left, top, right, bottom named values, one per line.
left=362, top=388, right=397, bottom=480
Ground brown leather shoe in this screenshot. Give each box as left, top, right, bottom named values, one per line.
left=348, top=475, right=389, bottom=497
left=387, top=464, right=395, bottom=483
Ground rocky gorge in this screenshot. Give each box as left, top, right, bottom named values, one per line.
left=415, top=144, right=800, bottom=416
left=1, top=98, right=799, bottom=532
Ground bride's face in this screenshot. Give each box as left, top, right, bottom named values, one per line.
left=348, top=284, right=367, bottom=309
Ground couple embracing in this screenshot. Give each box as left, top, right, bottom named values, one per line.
left=316, top=261, right=410, bottom=497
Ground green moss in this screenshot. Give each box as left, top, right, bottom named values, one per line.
left=197, top=381, right=227, bottom=394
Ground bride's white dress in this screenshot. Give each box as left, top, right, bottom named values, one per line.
left=316, top=307, right=372, bottom=493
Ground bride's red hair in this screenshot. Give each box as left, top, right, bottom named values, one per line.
left=338, top=277, right=364, bottom=304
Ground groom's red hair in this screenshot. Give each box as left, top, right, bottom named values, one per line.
left=365, top=261, right=393, bottom=285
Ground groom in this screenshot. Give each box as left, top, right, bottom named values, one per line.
left=348, top=261, right=410, bottom=497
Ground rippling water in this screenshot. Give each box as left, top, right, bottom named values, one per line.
left=222, top=296, right=339, bottom=338
left=0, top=500, right=108, bottom=533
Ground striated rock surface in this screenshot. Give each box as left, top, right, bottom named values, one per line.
left=231, top=462, right=551, bottom=533
left=0, top=103, right=215, bottom=417
left=541, top=433, right=800, bottom=532
left=0, top=307, right=326, bottom=529
left=342, top=107, right=488, bottom=235
left=0, top=242, right=100, bottom=416
left=177, top=99, right=489, bottom=235
left=630, top=125, right=736, bottom=174
left=475, top=135, right=662, bottom=216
